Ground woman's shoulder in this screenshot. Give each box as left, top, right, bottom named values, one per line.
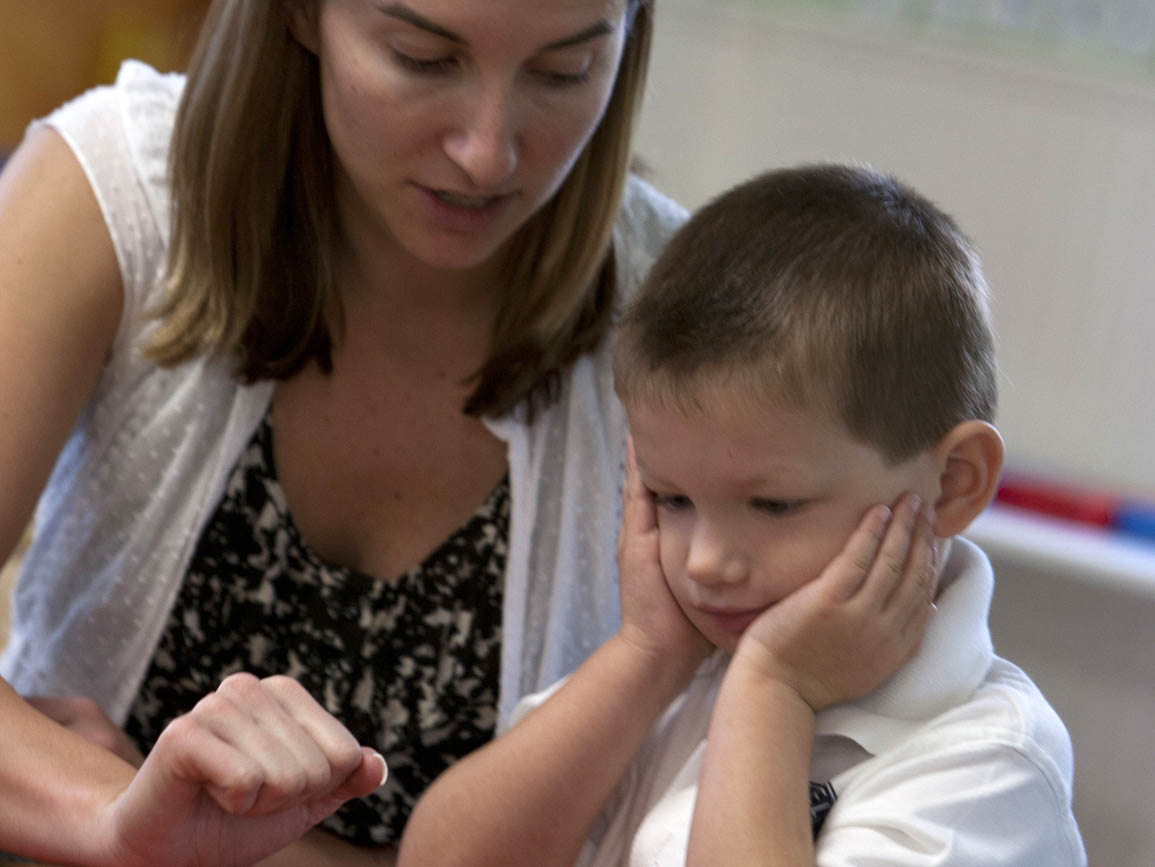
left=33, top=61, right=186, bottom=339
left=42, top=60, right=184, bottom=145
left=613, top=173, right=688, bottom=297
left=38, top=60, right=184, bottom=231
left=106, top=59, right=186, bottom=155
left=617, top=172, right=689, bottom=250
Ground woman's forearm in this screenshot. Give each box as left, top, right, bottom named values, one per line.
left=0, top=678, right=135, bottom=865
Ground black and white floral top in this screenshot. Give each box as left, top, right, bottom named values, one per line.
left=125, top=413, right=509, bottom=846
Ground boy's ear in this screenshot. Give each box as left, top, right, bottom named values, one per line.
left=931, top=420, right=1004, bottom=538
left=284, top=0, right=320, bottom=55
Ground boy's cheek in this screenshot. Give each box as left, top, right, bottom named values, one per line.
left=795, top=522, right=866, bottom=584
left=656, top=529, right=687, bottom=583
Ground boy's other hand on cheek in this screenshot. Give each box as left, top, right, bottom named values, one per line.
left=733, top=493, right=937, bottom=713
left=617, top=437, right=713, bottom=674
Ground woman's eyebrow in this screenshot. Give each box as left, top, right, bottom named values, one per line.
left=377, top=3, right=615, bottom=50
left=379, top=3, right=464, bottom=42
left=542, top=20, right=615, bottom=51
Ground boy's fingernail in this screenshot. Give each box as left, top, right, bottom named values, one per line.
left=870, top=504, right=893, bottom=531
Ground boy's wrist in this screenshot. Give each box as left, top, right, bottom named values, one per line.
left=723, top=648, right=819, bottom=721
left=609, top=631, right=706, bottom=704
left=728, top=638, right=822, bottom=714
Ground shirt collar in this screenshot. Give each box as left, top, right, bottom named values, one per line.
left=814, top=536, right=995, bottom=756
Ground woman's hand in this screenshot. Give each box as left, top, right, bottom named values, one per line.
left=616, top=437, right=713, bottom=672
left=102, top=673, right=386, bottom=867
left=734, top=493, right=938, bottom=712
left=25, top=695, right=145, bottom=767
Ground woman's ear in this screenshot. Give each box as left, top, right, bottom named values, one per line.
left=931, top=420, right=1004, bottom=538
left=284, top=0, right=320, bottom=55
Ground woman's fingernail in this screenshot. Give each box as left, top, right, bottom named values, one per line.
left=374, top=752, right=389, bottom=788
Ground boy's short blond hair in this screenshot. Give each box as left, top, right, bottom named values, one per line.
left=613, top=163, right=997, bottom=462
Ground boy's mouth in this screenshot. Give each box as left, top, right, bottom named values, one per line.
left=698, top=606, right=763, bottom=636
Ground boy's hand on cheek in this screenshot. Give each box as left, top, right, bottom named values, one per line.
left=617, top=437, right=713, bottom=673
left=733, top=493, right=937, bottom=713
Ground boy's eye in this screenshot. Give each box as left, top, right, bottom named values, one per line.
left=651, top=493, right=692, bottom=512
left=751, top=498, right=803, bottom=516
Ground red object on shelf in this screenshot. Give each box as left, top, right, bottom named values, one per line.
left=995, top=476, right=1117, bottom=527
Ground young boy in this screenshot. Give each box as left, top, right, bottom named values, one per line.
left=398, top=164, right=1086, bottom=865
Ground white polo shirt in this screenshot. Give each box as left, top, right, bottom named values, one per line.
left=517, top=538, right=1087, bottom=865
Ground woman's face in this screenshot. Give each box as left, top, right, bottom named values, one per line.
left=299, top=0, right=630, bottom=275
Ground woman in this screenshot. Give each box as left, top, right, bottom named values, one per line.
left=0, top=0, right=683, bottom=863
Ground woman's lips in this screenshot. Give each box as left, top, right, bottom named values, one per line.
left=415, top=183, right=513, bottom=233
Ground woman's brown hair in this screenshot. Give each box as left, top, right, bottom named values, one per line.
left=148, top=0, right=655, bottom=419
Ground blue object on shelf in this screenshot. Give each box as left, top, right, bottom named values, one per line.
left=1116, top=502, right=1155, bottom=543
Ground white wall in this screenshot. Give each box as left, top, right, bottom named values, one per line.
left=635, top=0, right=1155, bottom=500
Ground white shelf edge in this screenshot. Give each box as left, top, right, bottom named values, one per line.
left=965, top=504, right=1155, bottom=597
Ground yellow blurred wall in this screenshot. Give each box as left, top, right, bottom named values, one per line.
left=0, top=0, right=208, bottom=151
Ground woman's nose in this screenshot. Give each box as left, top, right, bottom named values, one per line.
left=685, top=526, right=747, bottom=587
left=443, top=82, right=519, bottom=189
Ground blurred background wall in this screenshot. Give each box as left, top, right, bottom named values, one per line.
left=0, top=0, right=208, bottom=153
left=636, top=0, right=1155, bottom=500
left=0, top=0, right=1152, bottom=863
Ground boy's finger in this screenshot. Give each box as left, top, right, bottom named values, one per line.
left=859, top=493, right=922, bottom=606
left=896, top=508, right=939, bottom=635
left=820, top=503, right=893, bottom=600
left=621, top=436, right=657, bottom=533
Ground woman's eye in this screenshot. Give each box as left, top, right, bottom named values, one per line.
left=751, top=498, right=802, bottom=516
left=392, top=50, right=458, bottom=75
left=531, top=68, right=591, bottom=88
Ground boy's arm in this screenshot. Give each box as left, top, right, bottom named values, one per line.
left=398, top=440, right=712, bottom=867
left=399, top=634, right=699, bottom=867
left=688, top=496, right=937, bottom=866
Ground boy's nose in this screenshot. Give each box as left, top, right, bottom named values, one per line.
left=443, top=83, right=519, bottom=189
left=685, top=528, right=747, bottom=587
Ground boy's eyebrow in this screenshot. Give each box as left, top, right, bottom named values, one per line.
left=377, top=3, right=616, bottom=50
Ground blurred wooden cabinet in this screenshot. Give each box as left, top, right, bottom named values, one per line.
left=0, top=0, right=209, bottom=151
